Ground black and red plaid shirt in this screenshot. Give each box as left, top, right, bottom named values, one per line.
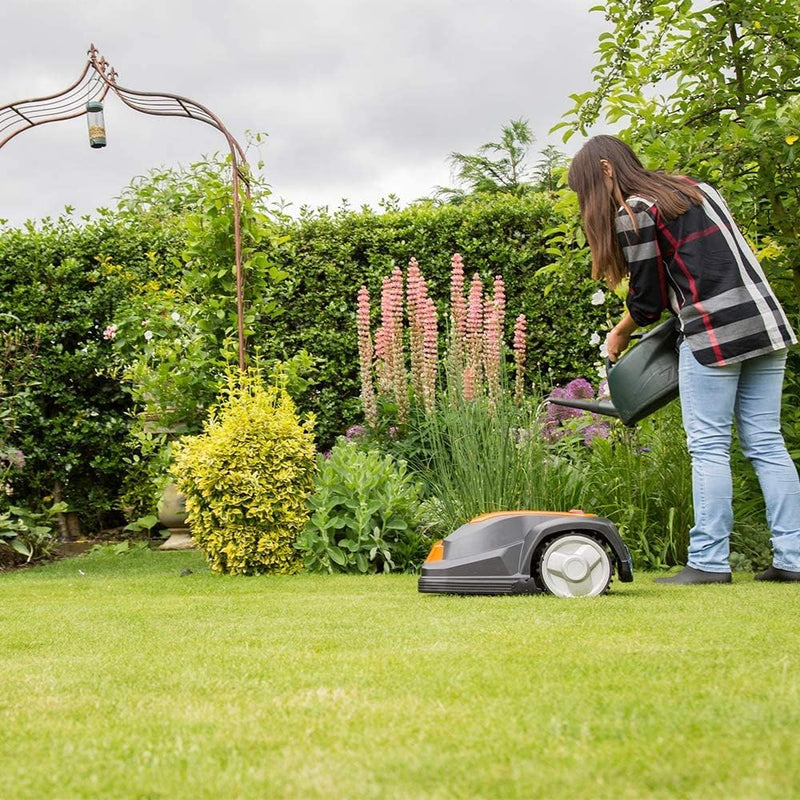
left=615, top=180, right=796, bottom=366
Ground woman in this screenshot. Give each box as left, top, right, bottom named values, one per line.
left=568, top=135, right=800, bottom=584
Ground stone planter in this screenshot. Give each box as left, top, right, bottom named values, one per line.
left=157, top=482, right=195, bottom=551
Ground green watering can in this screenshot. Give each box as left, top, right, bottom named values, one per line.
left=549, top=317, right=680, bottom=426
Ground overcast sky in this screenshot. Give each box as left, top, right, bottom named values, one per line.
left=0, top=1, right=610, bottom=227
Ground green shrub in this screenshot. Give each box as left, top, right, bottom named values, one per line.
left=0, top=210, right=185, bottom=530
left=295, top=441, right=431, bottom=573
left=172, top=371, right=316, bottom=575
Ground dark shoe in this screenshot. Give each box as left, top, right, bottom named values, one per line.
left=754, top=565, right=800, bottom=582
left=654, top=566, right=732, bottom=585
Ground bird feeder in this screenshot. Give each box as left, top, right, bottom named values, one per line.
left=86, top=101, right=106, bottom=148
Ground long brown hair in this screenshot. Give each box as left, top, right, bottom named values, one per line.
left=567, top=135, right=704, bottom=287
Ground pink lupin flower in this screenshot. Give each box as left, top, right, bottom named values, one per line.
left=356, top=285, right=378, bottom=427
left=421, top=294, right=438, bottom=413
left=405, top=258, right=439, bottom=414
left=449, top=253, right=467, bottom=358
left=385, top=266, right=408, bottom=423
left=483, top=296, right=502, bottom=407
left=406, top=257, right=425, bottom=404
left=374, top=275, right=393, bottom=396
left=513, top=314, right=527, bottom=404
left=465, top=273, right=484, bottom=395
left=492, top=275, right=506, bottom=336
left=462, top=365, right=476, bottom=402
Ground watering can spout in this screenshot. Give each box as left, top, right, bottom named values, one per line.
left=547, top=396, right=621, bottom=419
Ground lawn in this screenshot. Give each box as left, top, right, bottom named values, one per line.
left=1, top=548, right=799, bottom=799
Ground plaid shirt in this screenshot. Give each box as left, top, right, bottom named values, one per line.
left=615, top=180, right=796, bottom=366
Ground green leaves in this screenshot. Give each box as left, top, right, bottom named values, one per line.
left=0, top=501, right=66, bottom=564
left=296, top=442, right=429, bottom=574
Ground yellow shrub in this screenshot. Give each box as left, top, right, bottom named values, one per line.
left=172, top=372, right=316, bottom=575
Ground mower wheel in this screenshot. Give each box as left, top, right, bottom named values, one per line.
left=536, top=533, right=612, bottom=598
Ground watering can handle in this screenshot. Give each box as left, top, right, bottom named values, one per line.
left=606, top=330, right=646, bottom=370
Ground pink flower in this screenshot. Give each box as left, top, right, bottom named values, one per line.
left=103, top=324, right=117, bottom=340
left=492, top=275, right=506, bottom=328
left=463, top=365, right=476, bottom=402
left=464, top=273, right=484, bottom=392
left=406, top=258, right=438, bottom=413
left=356, top=286, right=378, bottom=428
left=483, top=296, right=502, bottom=406
left=375, top=267, right=408, bottom=423
left=513, top=314, right=527, bottom=403
left=449, top=253, right=467, bottom=356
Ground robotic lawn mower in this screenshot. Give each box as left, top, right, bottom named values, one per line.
left=418, top=510, right=633, bottom=598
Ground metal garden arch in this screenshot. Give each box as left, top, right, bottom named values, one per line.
left=0, top=43, right=251, bottom=369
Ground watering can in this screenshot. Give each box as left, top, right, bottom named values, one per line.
left=548, top=317, right=680, bottom=426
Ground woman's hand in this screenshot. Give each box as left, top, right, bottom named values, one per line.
left=605, top=313, right=639, bottom=362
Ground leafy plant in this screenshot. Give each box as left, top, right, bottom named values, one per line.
left=0, top=501, right=67, bottom=564
left=0, top=216, right=148, bottom=529
left=86, top=540, right=152, bottom=557
left=172, top=369, right=316, bottom=576
left=122, top=514, right=160, bottom=537
left=295, top=441, right=430, bottom=574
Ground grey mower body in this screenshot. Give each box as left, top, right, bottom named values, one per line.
left=418, top=511, right=633, bottom=597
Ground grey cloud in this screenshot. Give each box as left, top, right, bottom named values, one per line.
left=1, top=0, right=608, bottom=225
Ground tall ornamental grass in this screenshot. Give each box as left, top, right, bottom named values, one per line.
left=414, top=391, right=587, bottom=528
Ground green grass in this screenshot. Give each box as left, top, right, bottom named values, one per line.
left=1, top=549, right=799, bottom=799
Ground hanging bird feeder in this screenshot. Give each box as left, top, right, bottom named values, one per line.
left=86, top=101, right=106, bottom=148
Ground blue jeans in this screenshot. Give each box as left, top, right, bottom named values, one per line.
left=679, top=341, right=800, bottom=573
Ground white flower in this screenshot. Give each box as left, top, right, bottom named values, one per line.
left=171, top=311, right=181, bottom=322
left=589, top=332, right=602, bottom=346
left=144, top=330, right=154, bottom=341
left=590, top=289, right=606, bottom=306
left=599, top=340, right=609, bottom=359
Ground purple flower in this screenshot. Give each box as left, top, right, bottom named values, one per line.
left=563, top=378, right=594, bottom=399
left=345, top=424, right=367, bottom=442
left=544, top=377, right=612, bottom=446
left=541, top=417, right=563, bottom=443
left=547, top=386, right=584, bottom=423
left=583, top=423, right=611, bottom=445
